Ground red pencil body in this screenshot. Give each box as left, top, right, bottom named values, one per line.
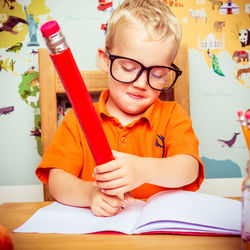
left=51, top=48, right=114, bottom=165
left=40, top=20, right=125, bottom=199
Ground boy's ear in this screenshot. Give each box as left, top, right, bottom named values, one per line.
left=98, top=48, right=109, bottom=73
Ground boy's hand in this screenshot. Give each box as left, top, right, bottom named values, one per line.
left=89, top=186, right=126, bottom=217
left=93, top=150, right=146, bottom=196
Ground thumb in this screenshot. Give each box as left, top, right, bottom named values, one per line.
left=124, top=192, right=135, bottom=203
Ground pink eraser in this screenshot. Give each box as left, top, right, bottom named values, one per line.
left=245, top=110, right=250, bottom=119
left=237, top=110, right=243, bottom=117
left=40, top=20, right=60, bottom=38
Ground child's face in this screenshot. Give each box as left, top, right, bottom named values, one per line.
left=103, top=24, right=178, bottom=117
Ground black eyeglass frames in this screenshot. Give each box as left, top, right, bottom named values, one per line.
left=105, top=48, right=182, bottom=91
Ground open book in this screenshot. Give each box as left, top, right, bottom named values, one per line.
left=14, top=190, right=241, bottom=235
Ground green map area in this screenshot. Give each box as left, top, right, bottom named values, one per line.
left=18, top=70, right=41, bottom=155
left=0, top=0, right=50, bottom=156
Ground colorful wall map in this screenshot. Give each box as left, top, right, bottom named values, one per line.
left=0, top=0, right=249, bottom=186
left=168, top=0, right=250, bottom=178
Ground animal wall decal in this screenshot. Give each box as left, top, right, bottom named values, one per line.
left=0, top=106, right=14, bottom=116
left=217, top=132, right=240, bottom=148
left=214, top=21, right=225, bottom=32
left=6, top=42, right=23, bottom=53
left=239, top=29, right=250, bottom=47
left=232, top=51, right=249, bottom=63
left=236, top=67, right=250, bottom=81
left=2, top=0, right=16, bottom=10
left=207, top=49, right=225, bottom=76
left=0, top=16, right=27, bottom=34
left=30, top=127, right=41, bottom=137
left=209, top=0, right=223, bottom=10
left=189, top=8, right=207, bottom=24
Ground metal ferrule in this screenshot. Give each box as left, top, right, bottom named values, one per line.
left=44, top=30, right=68, bottom=54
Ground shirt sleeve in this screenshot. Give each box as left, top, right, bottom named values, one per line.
left=36, top=109, right=85, bottom=184
left=165, top=103, right=205, bottom=191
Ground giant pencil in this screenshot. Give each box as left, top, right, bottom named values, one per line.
left=40, top=21, right=114, bottom=167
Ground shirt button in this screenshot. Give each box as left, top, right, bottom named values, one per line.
left=120, top=136, right=127, bottom=143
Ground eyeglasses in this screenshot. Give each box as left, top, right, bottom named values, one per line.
left=105, top=48, right=182, bottom=91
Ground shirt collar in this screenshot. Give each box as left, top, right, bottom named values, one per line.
left=98, top=89, right=110, bottom=118
left=141, top=98, right=161, bottom=128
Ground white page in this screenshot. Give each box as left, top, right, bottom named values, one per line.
left=14, top=200, right=145, bottom=234
left=132, top=190, right=241, bottom=234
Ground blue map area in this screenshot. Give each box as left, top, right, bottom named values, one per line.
left=202, top=156, right=242, bottom=179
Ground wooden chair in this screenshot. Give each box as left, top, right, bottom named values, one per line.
left=38, top=44, right=190, bottom=201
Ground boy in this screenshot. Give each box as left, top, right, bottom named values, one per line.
left=36, top=0, right=204, bottom=217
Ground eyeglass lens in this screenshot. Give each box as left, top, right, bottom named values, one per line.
left=111, top=58, right=177, bottom=90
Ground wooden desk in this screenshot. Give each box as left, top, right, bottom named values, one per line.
left=0, top=201, right=244, bottom=250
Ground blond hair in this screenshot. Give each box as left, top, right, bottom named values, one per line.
left=105, top=0, right=182, bottom=50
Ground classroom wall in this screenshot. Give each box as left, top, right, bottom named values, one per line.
left=0, top=0, right=249, bottom=203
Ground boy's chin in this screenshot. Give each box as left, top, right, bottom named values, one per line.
left=123, top=107, right=147, bottom=116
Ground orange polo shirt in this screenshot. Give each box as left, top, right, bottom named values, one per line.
left=36, top=89, right=204, bottom=199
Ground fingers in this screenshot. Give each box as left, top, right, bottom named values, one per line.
left=95, top=199, right=121, bottom=217
left=104, top=195, right=125, bottom=207
left=92, top=206, right=114, bottom=217
left=92, top=192, right=134, bottom=216
left=95, top=177, right=127, bottom=190
left=94, top=161, right=121, bottom=175
left=94, top=169, right=123, bottom=182
left=101, top=186, right=128, bottom=197
left=93, top=206, right=121, bottom=217
left=90, top=188, right=125, bottom=217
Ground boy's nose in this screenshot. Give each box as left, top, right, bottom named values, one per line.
left=132, top=70, right=147, bottom=89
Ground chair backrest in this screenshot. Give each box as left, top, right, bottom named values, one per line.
left=38, top=44, right=189, bottom=201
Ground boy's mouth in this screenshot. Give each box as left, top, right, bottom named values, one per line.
left=127, top=92, right=144, bottom=100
